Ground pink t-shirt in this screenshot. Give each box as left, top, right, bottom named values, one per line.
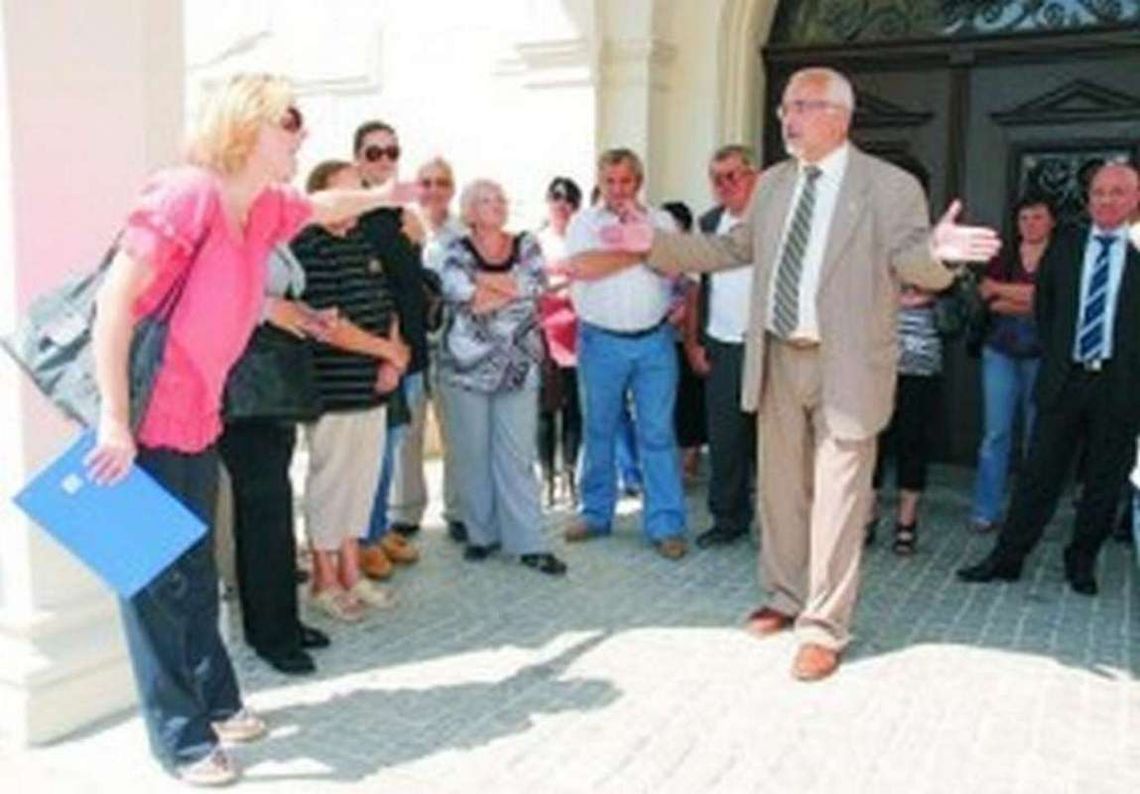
left=120, top=166, right=312, bottom=453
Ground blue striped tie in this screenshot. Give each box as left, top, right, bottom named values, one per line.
left=1076, top=235, right=1116, bottom=362
left=771, top=165, right=822, bottom=339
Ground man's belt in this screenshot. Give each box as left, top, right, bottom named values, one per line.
left=586, top=318, right=668, bottom=339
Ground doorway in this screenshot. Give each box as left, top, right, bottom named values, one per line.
left=761, top=1, right=1140, bottom=463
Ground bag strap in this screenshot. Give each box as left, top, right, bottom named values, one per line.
left=147, top=225, right=212, bottom=322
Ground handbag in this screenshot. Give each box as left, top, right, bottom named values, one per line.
left=933, top=269, right=986, bottom=344
left=1, top=236, right=203, bottom=431
left=222, top=323, right=321, bottom=423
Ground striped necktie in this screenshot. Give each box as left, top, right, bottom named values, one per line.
left=771, top=165, right=823, bottom=339
left=1076, top=234, right=1116, bottom=362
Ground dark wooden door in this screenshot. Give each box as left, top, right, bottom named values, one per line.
left=762, top=12, right=1140, bottom=464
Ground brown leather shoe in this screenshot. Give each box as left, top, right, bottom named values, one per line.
left=654, top=537, right=687, bottom=560
left=359, top=544, right=393, bottom=580
left=744, top=606, right=794, bottom=637
left=380, top=533, right=419, bottom=564
left=564, top=521, right=605, bottom=543
left=792, top=643, right=840, bottom=681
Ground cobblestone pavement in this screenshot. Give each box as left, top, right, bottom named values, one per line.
left=4, top=461, right=1138, bottom=793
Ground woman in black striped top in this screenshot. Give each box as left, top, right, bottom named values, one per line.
left=291, top=160, right=411, bottom=622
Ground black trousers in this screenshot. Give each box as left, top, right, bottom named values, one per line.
left=119, top=446, right=241, bottom=770
left=218, top=420, right=303, bottom=657
left=873, top=374, right=939, bottom=493
left=995, top=369, right=1137, bottom=570
left=674, top=342, right=708, bottom=448
left=704, top=338, right=755, bottom=533
left=537, top=365, right=582, bottom=478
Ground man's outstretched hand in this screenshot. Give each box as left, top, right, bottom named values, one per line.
left=931, top=200, right=1002, bottom=263
left=598, top=211, right=655, bottom=254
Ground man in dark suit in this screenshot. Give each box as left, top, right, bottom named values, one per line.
left=684, top=145, right=760, bottom=548
left=959, top=163, right=1140, bottom=595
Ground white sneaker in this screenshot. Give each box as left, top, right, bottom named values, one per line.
left=211, top=707, right=266, bottom=744
left=177, top=746, right=238, bottom=787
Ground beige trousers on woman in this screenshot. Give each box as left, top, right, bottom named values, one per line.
left=304, top=406, right=387, bottom=552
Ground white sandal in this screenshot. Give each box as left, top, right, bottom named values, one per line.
left=212, top=707, right=266, bottom=744
left=177, top=746, right=237, bottom=787
left=311, top=587, right=366, bottom=623
left=347, top=579, right=397, bottom=609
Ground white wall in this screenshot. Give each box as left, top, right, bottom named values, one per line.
left=185, top=0, right=601, bottom=231
left=0, top=0, right=184, bottom=745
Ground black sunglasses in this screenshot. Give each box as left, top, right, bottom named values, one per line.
left=279, top=106, right=304, bottom=134
left=363, top=144, right=401, bottom=163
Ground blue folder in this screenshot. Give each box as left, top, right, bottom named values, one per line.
left=12, top=431, right=206, bottom=598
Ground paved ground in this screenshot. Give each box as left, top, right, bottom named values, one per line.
left=4, top=460, right=1138, bottom=793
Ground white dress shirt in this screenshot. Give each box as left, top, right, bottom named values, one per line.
left=1071, top=224, right=1128, bottom=362
left=567, top=205, right=677, bottom=332
left=766, top=142, right=850, bottom=341
left=422, top=216, right=468, bottom=275
left=706, top=209, right=752, bottom=344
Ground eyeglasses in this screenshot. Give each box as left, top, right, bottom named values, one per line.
left=419, top=177, right=452, bottom=189
left=775, top=99, right=845, bottom=120
left=279, top=106, right=304, bottom=134
left=710, top=168, right=752, bottom=187
left=363, top=144, right=401, bottom=163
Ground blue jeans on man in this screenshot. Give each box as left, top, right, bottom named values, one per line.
left=971, top=346, right=1040, bottom=525
left=615, top=394, right=642, bottom=493
left=364, top=371, right=425, bottom=543
left=577, top=322, right=685, bottom=541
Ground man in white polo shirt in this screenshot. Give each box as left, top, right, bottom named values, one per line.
left=563, top=148, right=688, bottom=559
left=685, top=145, right=760, bottom=548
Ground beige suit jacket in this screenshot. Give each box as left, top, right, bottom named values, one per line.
left=648, top=145, right=954, bottom=441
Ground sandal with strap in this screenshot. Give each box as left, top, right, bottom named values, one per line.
left=311, top=587, right=366, bottom=623
left=892, top=522, right=917, bottom=556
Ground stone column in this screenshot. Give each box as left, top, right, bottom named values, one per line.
left=0, top=0, right=183, bottom=745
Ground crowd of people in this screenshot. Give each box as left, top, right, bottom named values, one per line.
left=77, top=68, right=1140, bottom=785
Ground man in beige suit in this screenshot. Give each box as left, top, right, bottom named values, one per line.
left=573, top=67, right=1000, bottom=680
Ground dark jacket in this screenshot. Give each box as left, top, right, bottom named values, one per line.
left=357, top=208, right=428, bottom=377
left=695, top=205, right=725, bottom=344
left=1033, top=224, right=1140, bottom=425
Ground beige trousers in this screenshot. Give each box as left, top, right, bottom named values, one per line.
left=304, top=406, right=387, bottom=552
left=757, top=338, right=876, bottom=650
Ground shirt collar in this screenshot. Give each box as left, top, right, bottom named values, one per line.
left=1091, top=224, right=1125, bottom=241
left=798, top=141, right=849, bottom=184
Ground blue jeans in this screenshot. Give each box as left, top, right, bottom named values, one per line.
left=363, top=371, right=425, bottom=544
left=615, top=395, right=642, bottom=490
left=971, top=346, right=1040, bottom=523
left=121, top=446, right=241, bottom=770
left=577, top=323, right=685, bottom=540
left=1132, top=487, right=1140, bottom=570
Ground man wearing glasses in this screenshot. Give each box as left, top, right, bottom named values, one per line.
left=685, top=145, right=760, bottom=550
left=354, top=120, right=427, bottom=577
left=571, top=67, right=999, bottom=680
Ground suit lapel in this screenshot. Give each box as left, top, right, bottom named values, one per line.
left=754, top=164, right=798, bottom=317
left=818, top=148, right=868, bottom=293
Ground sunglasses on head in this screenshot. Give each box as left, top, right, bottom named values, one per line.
left=419, top=176, right=452, bottom=189
left=279, top=106, right=304, bottom=134
left=363, top=144, right=401, bottom=163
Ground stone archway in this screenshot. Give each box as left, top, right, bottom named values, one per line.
left=713, top=0, right=779, bottom=154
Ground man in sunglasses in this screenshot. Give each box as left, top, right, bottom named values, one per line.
left=354, top=120, right=428, bottom=577
left=685, top=145, right=760, bottom=550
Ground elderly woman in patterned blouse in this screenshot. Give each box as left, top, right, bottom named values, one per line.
left=437, top=179, right=568, bottom=575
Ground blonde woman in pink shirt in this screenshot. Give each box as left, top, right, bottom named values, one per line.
left=86, top=74, right=412, bottom=786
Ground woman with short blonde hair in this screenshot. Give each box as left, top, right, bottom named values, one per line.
left=86, top=73, right=412, bottom=786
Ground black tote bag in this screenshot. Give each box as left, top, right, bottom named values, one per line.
left=2, top=236, right=204, bottom=431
